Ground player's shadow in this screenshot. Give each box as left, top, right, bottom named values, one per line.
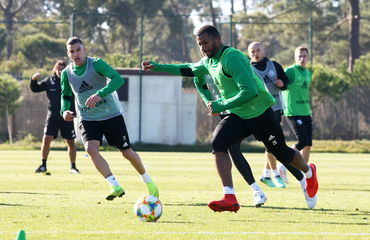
left=0, top=191, right=62, bottom=195
left=0, top=203, right=25, bottom=207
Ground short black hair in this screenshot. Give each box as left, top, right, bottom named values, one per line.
left=196, top=25, right=220, bottom=38
left=66, top=36, right=83, bottom=46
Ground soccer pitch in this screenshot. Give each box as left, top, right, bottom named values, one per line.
left=0, top=150, right=369, bottom=240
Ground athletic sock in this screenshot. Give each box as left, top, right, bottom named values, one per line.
left=71, top=163, right=76, bottom=169
left=304, top=167, right=313, bottom=179
left=140, top=171, right=151, bottom=184
left=272, top=169, right=280, bottom=177
left=106, top=175, right=120, bottom=187
left=262, top=168, right=271, bottom=178
left=223, top=186, right=235, bottom=195
left=298, top=177, right=306, bottom=191
left=41, top=159, right=47, bottom=167
left=249, top=182, right=262, bottom=193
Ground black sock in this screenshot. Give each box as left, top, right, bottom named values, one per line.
left=71, top=163, right=76, bottom=169
left=41, top=159, right=47, bottom=167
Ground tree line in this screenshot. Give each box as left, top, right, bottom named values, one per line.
left=0, top=0, right=369, bottom=141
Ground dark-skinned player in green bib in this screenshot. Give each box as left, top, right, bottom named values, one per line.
left=142, top=25, right=318, bottom=213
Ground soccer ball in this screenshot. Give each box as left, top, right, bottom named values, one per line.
left=134, top=195, right=163, bottom=222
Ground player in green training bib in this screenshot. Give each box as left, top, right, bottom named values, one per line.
left=61, top=37, right=159, bottom=201
left=281, top=46, right=313, bottom=165
left=142, top=25, right=318, bottom=212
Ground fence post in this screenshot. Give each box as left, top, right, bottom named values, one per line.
left=310, top=16, right=313, bottom=64
left=229, top=15, right=233, bottom=47
left=139, top=15, right=144, bottom=144
left=70, top=13, right=75, bottom=37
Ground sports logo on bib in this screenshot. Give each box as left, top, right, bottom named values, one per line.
left=268, top=70, right=275, bottom=77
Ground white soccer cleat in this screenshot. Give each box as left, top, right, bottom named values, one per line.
left=277, top=163, right=289, bottom=183
left=253, top=190, right=267, bottom=207
left=303, top=189, right=317, bottom=209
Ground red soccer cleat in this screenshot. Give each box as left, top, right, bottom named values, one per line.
left=305, top=163, right=318, bottom=198
left=208, top=194, right=240, bottom=213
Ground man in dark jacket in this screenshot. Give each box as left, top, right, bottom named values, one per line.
left=30, top=60, right=80, bottom=174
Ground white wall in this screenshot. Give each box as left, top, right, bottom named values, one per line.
left=124, top=74, right=196, bottom=145
left=75, top=71, right=197, bottom=146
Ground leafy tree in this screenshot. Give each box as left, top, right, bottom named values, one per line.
left=338, top=54, right=370, bottom=86
left=0, top=0, right=30, bottom=59
left=309, top=63, right=351, bottom=103
left=0, top=74, right=23, bottom=144
left=105, top=49, right=159, bottom=68
left=19, top=33, right=65, bottom=68
left=0, top=27, right=7, bottom=58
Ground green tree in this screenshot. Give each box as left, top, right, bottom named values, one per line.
left=0, top=27, right=7, bottom=58
left=309, top=63, right=351, bottom=103
left=105, top=49, right=159, bottom=68
left=0, top=0, right=30, bottom=59
left=0, top=74, right=23, bottom=144
left=19, top=33, right=65, bottom=68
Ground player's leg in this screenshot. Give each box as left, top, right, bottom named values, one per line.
left=280, top=162, right=316, bottom=208
left=80, top=120, right=124, bottom=201
left=60, top=120, right=79, bottom=173
left=264, top=110, right=285, bottom=187
left=65, top=139, right=79, bottom=173
left=229, top=142, right=267, bottom=207
left=35, top=119, right=57, bottom=173
left=104, top=115, right=159, bottom=198
left=266, top=151, right=285, bottom=188
left=208, top=114, right=248, bottom=212
left=301, top=116, right=313, bottom=162
left=286, top=116, right=312, bottom=163
left=260, top=151, right=276, bottom=187
left=253, top=109, right=318, bottom=199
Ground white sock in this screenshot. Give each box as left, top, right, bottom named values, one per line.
left=272, top=169, right=280, bottom=177
left=298, top=176, right=306, bottom=191
left=140, top=171, right=151, bottom=184
left=106, top=175, right=119, bottom=187
left=249, top=182, right=262, bottom=193
left=223, top=186, right=235, bottom=195
left=304, top=167, right=312, bottom=179
left=262, top=168, right=271, bottom=178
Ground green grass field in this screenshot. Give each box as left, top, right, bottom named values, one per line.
left=0, top=150, right=369, bottom=240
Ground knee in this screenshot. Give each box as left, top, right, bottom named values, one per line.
left=84, top=143, right=99, bottom=156
left=120, top=148, right=135, bottom=160
left=272, top=147, right=295, bottom=164
left=210, top=137, right=228, bottom=154
left=66, top=139, right=75, bottom=147
left=296, top=139, right=310, bottom=151
left=43, top=135, right=53, bottom=145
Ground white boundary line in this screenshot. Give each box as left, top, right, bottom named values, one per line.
left=3, top=231, right=370, bottom=236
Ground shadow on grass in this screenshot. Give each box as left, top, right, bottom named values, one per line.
left=0, top=203, right=25, bottom=207
left=0, top=191, right=63, bottom=196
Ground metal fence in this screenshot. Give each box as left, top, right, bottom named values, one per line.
left=1, top=13, right=369, bottom=144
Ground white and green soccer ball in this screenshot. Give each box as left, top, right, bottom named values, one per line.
left=134, top=195, right=163, bottom=222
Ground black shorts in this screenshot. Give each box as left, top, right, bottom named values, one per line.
left=266, top=109, right=283, bottom=153
left=211, top=108, right=295, bottom=164
left=44, top=118, right=76, bottom=139
left=79, top=115, right=131, bottom=150
left=286, top=115, right=313, bottom=150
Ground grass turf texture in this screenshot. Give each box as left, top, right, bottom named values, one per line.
left=0, top=150, right=369, bottom=239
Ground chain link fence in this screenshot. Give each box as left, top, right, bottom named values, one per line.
left=1, top=13, right=369, bottom=145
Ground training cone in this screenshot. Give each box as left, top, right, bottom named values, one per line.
left=16, top=230, right=25, bottom=240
